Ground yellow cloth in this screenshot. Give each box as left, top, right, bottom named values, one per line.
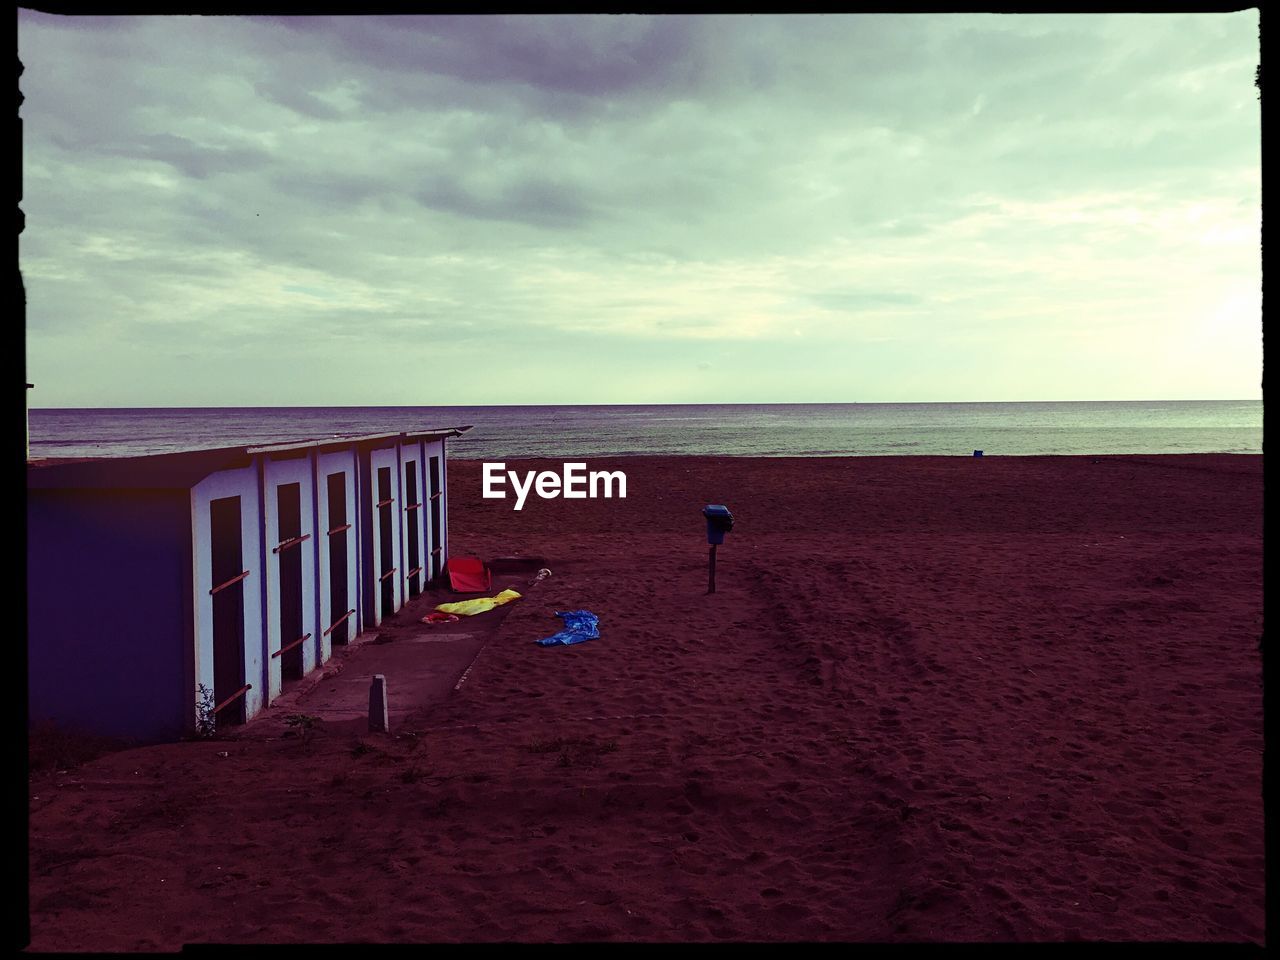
left=434, top=588, right=522, bottom=616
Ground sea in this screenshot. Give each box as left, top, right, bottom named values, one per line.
left=26, top=401, right=1262, bottom=460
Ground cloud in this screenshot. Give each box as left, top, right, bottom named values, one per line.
left=49, top=130, right=273, bottom=180
left=261, top=15, right=712, bottom=111
left=18, top=11, right=1261, bottom=404
left=414, top=171, right=600, bottom=230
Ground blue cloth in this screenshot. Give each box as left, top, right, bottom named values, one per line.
left=535, top=610, right=600, bottom=647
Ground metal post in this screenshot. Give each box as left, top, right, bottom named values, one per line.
left=708, top=544, right=717, bottom=595
left=369, top=674, right=389, bottom=733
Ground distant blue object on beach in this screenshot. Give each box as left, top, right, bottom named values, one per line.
left=974, top=450, right=984, bottom=457
left=536, top=610, right=600, bottom=646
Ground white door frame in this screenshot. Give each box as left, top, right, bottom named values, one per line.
left=262, top=455, right=318, bottom=702
left=368, top=445, right=403, bottom=625
left=191, top=463, right=265, bottom=724
left=315, top=448, right=359, bottom=664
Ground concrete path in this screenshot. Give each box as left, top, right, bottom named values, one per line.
left=239, top=570, right=537, bottom=739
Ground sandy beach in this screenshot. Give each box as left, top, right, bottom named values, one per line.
left=26, top=454, right=1264, bottom=946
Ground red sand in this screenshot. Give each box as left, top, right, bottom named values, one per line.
left=26, top=455, right=1264, bottom=946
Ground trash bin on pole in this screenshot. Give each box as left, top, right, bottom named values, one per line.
left=703, top=504, right=734, bottom=544
left=702, top=505, right=734, bottom=593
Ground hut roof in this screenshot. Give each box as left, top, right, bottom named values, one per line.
left=27, top=427, right=472, bottom=490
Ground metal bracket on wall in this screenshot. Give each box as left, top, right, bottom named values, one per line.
left=212, top=684, right=252, bottom=715
left=210, top=570, right=250, bottom=595
left=272, top=633, right=312, bottom=659
left=322, top=609, right=356, bottom=637
left=272, top=534, right=312, bottom=554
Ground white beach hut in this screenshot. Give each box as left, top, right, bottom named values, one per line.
left=399, top=436, right=427, bottom=601
left=361, top=440, right=403, bottom=629
left=315, top=445, right=359, bottom=662
left=27, top=427, right=470, bottom=742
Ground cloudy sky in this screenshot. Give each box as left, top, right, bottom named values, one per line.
left=20, top=12, right=1261, bottom=407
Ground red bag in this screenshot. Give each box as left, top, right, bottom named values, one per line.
left=446, top=556, right=491, bottom=593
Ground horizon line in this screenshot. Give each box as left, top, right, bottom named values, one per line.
left=26, top=398, right=1262, bottom=411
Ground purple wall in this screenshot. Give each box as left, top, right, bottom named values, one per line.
left=27, top=489, right=193, bottom=742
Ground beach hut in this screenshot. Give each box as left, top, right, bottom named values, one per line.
left=27, top=428, right=470, bottom=742
left=257, top=443, right=320, bottom=703
left=314, top=444, right=359, bottom=661
left=397, top=430, right=452, bottom=592
left=422, top=435, right=449, bottom=581
left=399, top=436, right=427, bottom=600
left=28, top=448, right=263, bottom=741
left=191, top=453, right=266, bottom=729
left=360, top=439, right=403, bottom=629
left=353, top=428, right=466, bottom=629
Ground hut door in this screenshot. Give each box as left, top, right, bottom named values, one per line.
left=326, top=472, right=352, bottom=645
left=428, top=456, right=443, bottom=579
left=377, top=466, right=395, bottom=618
left=404, top=460, right=422, bottom=598
left=275, top=482, right=306, bottom=683
left=209, top=496, right=247, bottom=728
